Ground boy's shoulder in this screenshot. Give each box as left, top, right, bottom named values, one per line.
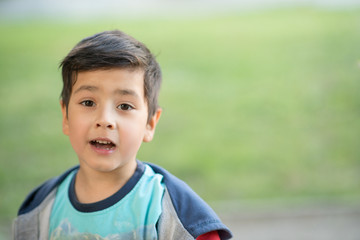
left=18, top=166, right=79, bottom=216
left=147, top=162, right=232, bottom=239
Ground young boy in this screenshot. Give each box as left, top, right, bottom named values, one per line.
left=13, top=30, right=232, bottom=240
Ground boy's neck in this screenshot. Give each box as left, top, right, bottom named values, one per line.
left=74, top=161, right=137, bottom=204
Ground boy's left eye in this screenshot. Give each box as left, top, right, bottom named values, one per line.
left=80, top=100, right=95, bottom=107
left=118, top=104, right=134, bottom=111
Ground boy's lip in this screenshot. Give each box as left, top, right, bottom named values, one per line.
left=89, top=137, right=117, bottom=154
left=89, top=137, right=116, bottom=145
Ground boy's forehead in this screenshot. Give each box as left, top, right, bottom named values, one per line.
left=72, top=68, right=146, bottom=99
left=73, top=68, right=145, bottom=84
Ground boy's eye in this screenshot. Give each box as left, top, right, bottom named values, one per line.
left=118, top=104, right=133, bottom=111
left=80, top=100, right=95, bottom=107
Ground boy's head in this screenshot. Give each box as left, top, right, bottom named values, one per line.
left=60, top=30, right=162, bottom=121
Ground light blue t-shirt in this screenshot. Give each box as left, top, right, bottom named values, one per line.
left=49, top=162, right=165, bottom=240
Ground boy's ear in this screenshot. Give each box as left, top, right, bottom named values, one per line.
left=143, top=108, right=162, bottom=142
left=60, top=100, right=69, bottom=136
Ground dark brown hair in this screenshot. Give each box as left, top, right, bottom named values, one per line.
left=60, top=30, right=162, bottom=121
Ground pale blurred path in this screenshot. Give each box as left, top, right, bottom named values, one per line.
left=2, top=205, right=360, bottom=239
left=219, top=205, right=360, bottom=240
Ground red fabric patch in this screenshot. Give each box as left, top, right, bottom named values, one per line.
left=196, top=231, right=220, bottom=240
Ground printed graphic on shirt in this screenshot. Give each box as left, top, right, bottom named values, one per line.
left=49, top=163, right=165, bottom=240
left=50, top=219, right=157, bottom=239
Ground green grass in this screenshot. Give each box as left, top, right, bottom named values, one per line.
left=1, top=8, right=360, bottom=226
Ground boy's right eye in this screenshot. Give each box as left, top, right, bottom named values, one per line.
left=80, top=100, right=95, bottom=107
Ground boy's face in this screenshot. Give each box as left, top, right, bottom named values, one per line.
left=61, top=68, right=161, bottom=174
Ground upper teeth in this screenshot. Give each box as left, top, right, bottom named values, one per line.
left=95, top=140, right=111, bottom=144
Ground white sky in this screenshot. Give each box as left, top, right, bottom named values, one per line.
left=0, top=0, right=359, bottom=20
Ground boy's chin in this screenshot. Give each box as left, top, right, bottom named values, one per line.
left=79, top=158, right=136, bottom=174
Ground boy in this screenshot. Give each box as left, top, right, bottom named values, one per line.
left=13, top=30, right=232, bottom=240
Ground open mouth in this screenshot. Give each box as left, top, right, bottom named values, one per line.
left=90, top=139, right=116, bottom=150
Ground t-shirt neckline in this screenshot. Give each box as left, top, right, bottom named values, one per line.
left=68, top=160, right=145, bottom=213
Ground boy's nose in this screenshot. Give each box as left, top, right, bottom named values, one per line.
left=96, top=121, right=114, bottom=129
left=95, top=108, right=116, bottom=130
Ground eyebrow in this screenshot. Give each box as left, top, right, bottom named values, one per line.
left=74, top=85, right=140, bottom=99
left=114, top=89, right=140, bottom=99
left=73, top=85, right=98, bottom=94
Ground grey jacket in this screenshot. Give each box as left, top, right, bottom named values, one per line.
left=13, top=163, right=232, bottom=239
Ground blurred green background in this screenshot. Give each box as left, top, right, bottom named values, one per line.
left=1, top=3, right=360, bottom=238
